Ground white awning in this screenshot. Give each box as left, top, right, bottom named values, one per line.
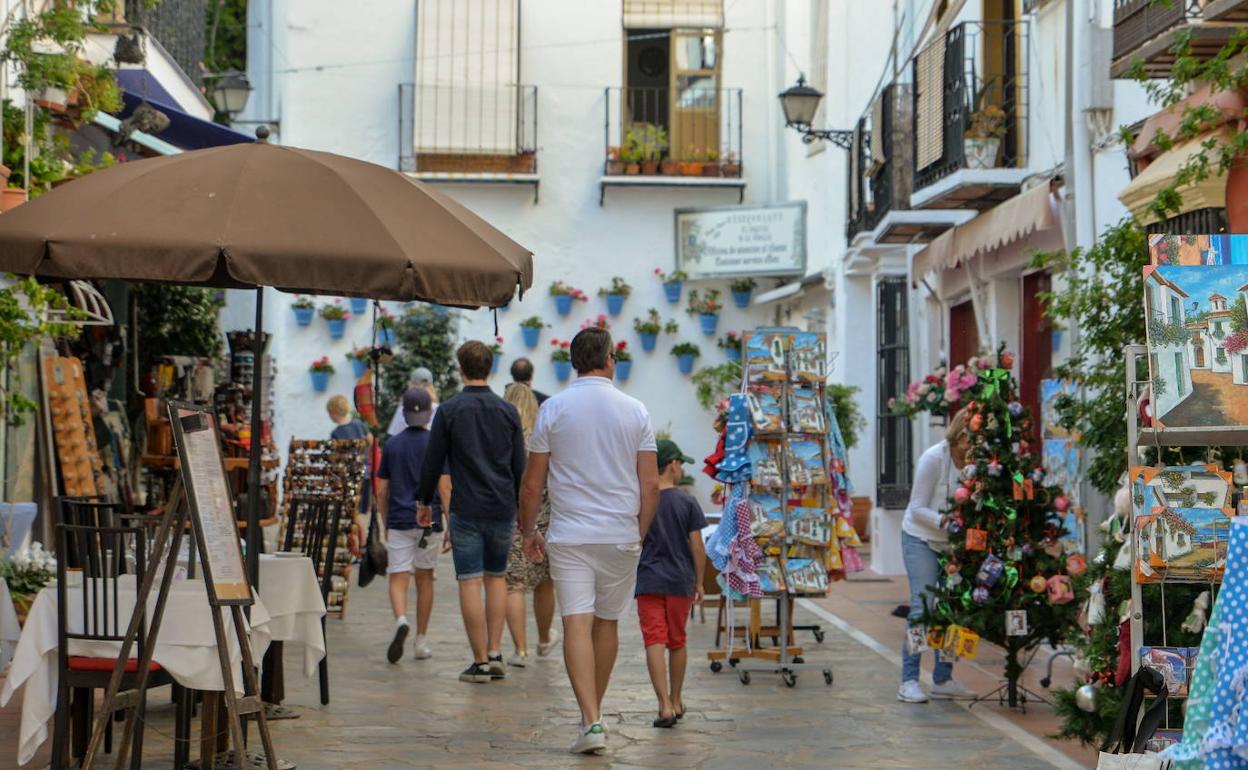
left=1119, top=128, right=1230, bottom=225
left=623, top=0, right=723, bottom=28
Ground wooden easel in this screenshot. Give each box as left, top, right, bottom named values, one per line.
left=79, top=403, right=278, bottom=770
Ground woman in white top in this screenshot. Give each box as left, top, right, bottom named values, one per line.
left=897, top=407, right=977, bottom=704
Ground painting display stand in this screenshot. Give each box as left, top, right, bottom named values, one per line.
left=79, top=403, right=281, bottom=770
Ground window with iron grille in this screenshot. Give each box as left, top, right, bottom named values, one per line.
left=877, top=277, right=912, bottom=508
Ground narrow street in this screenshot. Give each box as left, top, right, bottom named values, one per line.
left=1164, top=368, right=1248, bottom=426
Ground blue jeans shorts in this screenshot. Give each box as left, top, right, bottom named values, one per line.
left=449, top=515, right=514, bottom=581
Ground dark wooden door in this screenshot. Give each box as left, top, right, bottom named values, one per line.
left=1021, top=271, right=1052, bottom=440
left=949, top=299, right=979, bottom=367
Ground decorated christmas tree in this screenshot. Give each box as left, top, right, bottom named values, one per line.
left=924, top=346, right=1082, bottom=707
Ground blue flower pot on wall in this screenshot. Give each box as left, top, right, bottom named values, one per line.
left=638, top=332, right=658, bottom=352
left=522, top=326, right=541, bottom=348
left=677, top=354, right=696, bottom=375
left=379, top=328, right=396, bottom=347
left=605, top=293, right=626, bottom=316
left=310, top=371, right=331, bottom=392
left=350, top=297, right=368, bottom=315
left=491, top=356, right=501, bottom=375
left=663, top=281, right=682, bottom=305
left=555, top=295, right=574, bottom=316
left=327, top=319, right=346, bottom=340
left=732, top=289, right=753, bottom=309
left=554, top=360, right=572, bottom=382
left=699, top=313, right=719, bottom=336
left=725, top=346, right=741, bottom=363
left=351, top=358, right=368, bottom=378
left=616, top=360, right=632, bottom=381
left=293, top=307, right=314, bottom=326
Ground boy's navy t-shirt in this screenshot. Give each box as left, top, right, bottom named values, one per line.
left=636, top=487, right=707, bottom=597
left=378, top=427, right=444, bottom=531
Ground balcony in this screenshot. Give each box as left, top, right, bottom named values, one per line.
left=909, top=21, right=1030, bottom=211
left=846, top=82, right=973, bottom=249
left=600, top=86, right=745, bottom=205
left=399, top=83, right=539, bottom=200
left=1110, top=0, right=1246, bottom=78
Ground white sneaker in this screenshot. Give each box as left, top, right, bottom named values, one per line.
left=569, top=722, right=606, bottom=755
left=537, top=630, right=561, bottom=657
left=897, top=680, right=928, bottom=703
left=507, top=652, right=528, bottom=668
left=411, top=635, right=432, bottom=660
left=929, top=678, right=976, bottom=700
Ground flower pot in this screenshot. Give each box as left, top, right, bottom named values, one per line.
left=606, top=160, right=625, bottom=175
left=491, top=355, right=501, bottom=375
left=616, top=359, right=632, bottom=381
left=12, top=593, right=32, bottom=625
left=662, top=281, right=682, bottom=305
left=554, top=360, right=572, bottom=382
left=732, top=289, right=753, bottom=308
left=379, top=328, right=396, bottom=347
left=725, top=346, right=741, bottom=363
left=351, top=358, right=369, bottom=378
left=605, top=293, right=626, bottom=316
left=641, top=160, right=659, bottom=176
left=554, top=294, right=574, bottom=316
left=721, top=162, right=741, bottom=178
left=350, top=297, right=368, bottom=315
left=699, top=313, right=719, bottom=336
left=660, top=159, right=678, bottom=175
left=964, top=137, right=1001, bottom=170
left=851, top=497, right=872, bottom=543
left=624, top=163, right=641, bottom=175
left=702, top=163, right=722, bottom=177
left=327, top=318, right=346, bottom=340
left=677, top=353, right=697, bottom=374
left=310, top=370, right=331, bottom=392
left=521, top=326, right=541, bottom=348
left=678, top=162, right=703, bottom=176
left=639, top=331, right=658, bottom=352
left=293, top=306, right=314, bottom=327
left=0, top=187, right=27, bottom=212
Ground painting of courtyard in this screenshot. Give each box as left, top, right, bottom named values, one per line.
left=1142, top=262, right=1248, bottom=428
left=1136, top=506, right=1233, bottom=581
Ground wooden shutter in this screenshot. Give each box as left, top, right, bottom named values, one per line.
left=623, top=0, right=723, bottom=29
left=914, top=34, right=946, bottom=172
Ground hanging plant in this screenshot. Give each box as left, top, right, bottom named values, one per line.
left=0, top=278, right=83, bottom=425
left=549, top=339, right=572, bottom=362
left=319, top=302, right=349, bottom=321
left=598, top=276, right=632, bottom=298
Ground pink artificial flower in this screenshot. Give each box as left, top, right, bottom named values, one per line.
left=959, top=373, right=978, bottom=389
left=944, top=387, right=961, bottom=403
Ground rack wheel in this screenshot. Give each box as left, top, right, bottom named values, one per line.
left=738, top=670, right=751, bottom=685
left=710, top=661, right=723, bottom=673
left=728, top=658, right=739, bottom=668
left=793, top=656, right=804, bottom=664
left=823, top=670, right=834, bottom=686
left=813, top=629, right=826, bottom=643
left=782, top=671, right=797, bottom=687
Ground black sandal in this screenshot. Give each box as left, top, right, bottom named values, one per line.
left=652, top=713, right=678, bottom=728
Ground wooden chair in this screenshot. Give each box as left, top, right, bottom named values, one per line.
left=283, top=496, right=344, bottom=705
left=53, top=497, right=125, bottom=570
left=52, top=521, right=188, bottom=769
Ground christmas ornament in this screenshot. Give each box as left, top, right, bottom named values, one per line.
left=1008, top=400, right=1023, bottom=417
left=987, top=458, right=1003, bottom=476
left=947, top=519, right=963, bottom=536
left=947, top=574, right=963, bottom=588
left=1046, top=574, right=1075, bottom=604
left=1074, top=683, right=1099, bottom=713
left=945, top=561, right=961, bottom=576
left=1029, top=575, right=1047, bottom=593
left=969, top=413, right=983, bottom=432
left=1031, top=468, right=1045, bottom=484
left=965, top=528, right=988, bottom=551
left=1000, top=352, right=1014, bottom=369
left=1022, top=543, right=1034, bottom=556
left=1044, top=540, right=1064, bottom=558
left=963, top=465, right=977, bottom=480
left=972, top=586, right=990, bottom=603
left=954, top=485, right=971, bottom=504
left=1007, top=546, right=1023, bottom=561
left=1005, top=609, right=1028, bottom=636
left=986, top=414, right=1000, bottom=431
left=1066, top=554, right=1087, bottom=576
left=976, top=554, right=1005, bottom=587
left=1053, top=495, right=1070, bottom=513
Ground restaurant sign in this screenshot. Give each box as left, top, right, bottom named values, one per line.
left=674, top=202, right=806, bottom=279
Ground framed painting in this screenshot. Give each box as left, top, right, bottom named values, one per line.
left=1130, top=464, right=1234, bottom=583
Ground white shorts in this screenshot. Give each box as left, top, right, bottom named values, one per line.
left=547, top=542, right=641, bottom=621
left=387, top=528, right=439, bottom=573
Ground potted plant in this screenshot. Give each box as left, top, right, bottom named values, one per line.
left=348, top=296, right=368, bottom=315
left=519, top=316, right=547, bottom=348
left=671, top=342, right=701, bottom=375
left=550, top=338, right=573, bottom=382
left=377, top=308, right=397, bottom=346
left=702, top=147, right=721, bottom=177
left=606, top=146, right=624, bottom=176
left=633, top=308, right=679, bottom=352
left=599, top=276, right=632, bottom=316
left=309, top=356, right=335, bottom=391
left=347, top=346, right=371, bottom=378
left=679, top=147, right=704, bottom=176
left=613, top=340, right=633, bottom=381
left=622, top=144, right=642, bottom=175
left=0, top=542, right=55, bottom=623
left=721, top=150, right=741, bottom=178
left=490, top=336, right=504, bottom=375
left=292, top=295, right=316, bottom=327
left=581, top=313, right=611, bottom=331
left=729, top=277, right=757, bottom=308
left=687, top=289, right=722, bottom=336
left=319, top=301, right=350, bottom=340
left=639, top=123, right=665, bottom=175
left=549, top=281, right=587, bottom=317
left=655, top=267, right=687, bottom=305
left=660, top=152, right=678, bottom=176
left=718, top=331, right=743, bottom=362
left=965, top=83, right=1007, bottom=170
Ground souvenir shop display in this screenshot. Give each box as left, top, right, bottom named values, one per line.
left=42, top=355, right=105, bottom=498
left=704, top=327, right=861, bottom=687
left=279, top=438, right=368, bottom=615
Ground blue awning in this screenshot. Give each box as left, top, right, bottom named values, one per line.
left=112, top=69, right=253, bottom=151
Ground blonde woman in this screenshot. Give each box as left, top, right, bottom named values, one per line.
left=898, top=406, right=976, bottom=704
left=502, top=381, right=557, bottom=667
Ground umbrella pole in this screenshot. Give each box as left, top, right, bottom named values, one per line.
left=246, top=287, right=264, bottom=589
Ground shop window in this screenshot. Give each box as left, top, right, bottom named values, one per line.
left=877, top=277, right=912, bottom=508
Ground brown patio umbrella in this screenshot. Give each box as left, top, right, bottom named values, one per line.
left=0, top=141, right=533, bottom=584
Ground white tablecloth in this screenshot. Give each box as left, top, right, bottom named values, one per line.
left=0, top=578, right=20, bottom=671
left=257, top=554, right=326, bottom=677
left=0, top=576, right=274, bottom=766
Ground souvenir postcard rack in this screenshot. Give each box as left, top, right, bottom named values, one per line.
left=1123, top=343, right=1241, bottom=749
left=278, top=438, right=367, bottom=616
left=730, top=328, right=836, bottom=688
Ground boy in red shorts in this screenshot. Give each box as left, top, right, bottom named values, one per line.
left=635, top=439, right=707, bottom=728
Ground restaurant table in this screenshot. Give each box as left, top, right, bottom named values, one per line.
left=256, top=553, right=327, bottom=707
left=0, top=575, right=274, bottom=766
left=0, top=578, right=20, bottom=671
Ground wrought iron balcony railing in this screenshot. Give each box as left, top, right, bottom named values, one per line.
left=603, top=86, right=743, bottom=178
left=400, top=83, right=537, bottom=175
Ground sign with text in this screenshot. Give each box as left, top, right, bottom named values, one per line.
left=675, top=202, right=806, bottom=279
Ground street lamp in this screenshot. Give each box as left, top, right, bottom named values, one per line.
left=778, top=75, right=854, bottom=150
left=207, top=70, right=252, bottom=119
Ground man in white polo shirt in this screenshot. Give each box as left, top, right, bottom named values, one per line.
left=518, top=326, right=660, bottom=755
